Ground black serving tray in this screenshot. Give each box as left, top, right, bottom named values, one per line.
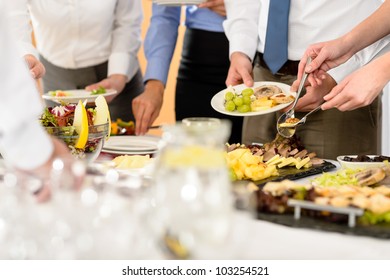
left=254, top=160, right=336, bottom=186
left=256, top=212, right=390, bottom=239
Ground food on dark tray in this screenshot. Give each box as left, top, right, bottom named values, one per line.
left=225, top=134, right=329, bottom=182
left=255, top=166, right=390, bottom=225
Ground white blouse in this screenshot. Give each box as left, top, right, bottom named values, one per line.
left=7, top=0, right=143, bottom=81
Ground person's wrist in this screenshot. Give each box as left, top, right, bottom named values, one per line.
left=230, top=51, right=251, bottom=62
left=145, top=80, right=165, bottom=96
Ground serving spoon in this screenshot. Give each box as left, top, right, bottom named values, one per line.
left=277, top=104, right=322, bottom=137
left=276, top=56, right=312, bottom=138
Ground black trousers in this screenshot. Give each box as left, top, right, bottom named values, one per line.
left=40, top=55, right=144, bottom=122
left=175, top=28, right=243, bottom=144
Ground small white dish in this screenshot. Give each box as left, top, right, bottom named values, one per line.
left=337, top=155, right=389, bottom=170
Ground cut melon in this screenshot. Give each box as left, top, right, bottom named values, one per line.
left=73, top=100, right=89, bottom=149
left=94, top=95, right=111, bottom=139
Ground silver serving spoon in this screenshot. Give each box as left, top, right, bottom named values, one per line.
left=277, top=104, right=322, bottom=137
left=276, top=57, right=312, bottom=138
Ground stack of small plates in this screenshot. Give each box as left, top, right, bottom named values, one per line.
left=153, top=0, right=204, bottom=6
left=102, top=135, right=161, bottom=155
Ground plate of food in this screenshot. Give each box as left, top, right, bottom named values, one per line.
left=42, top=87, right=118, bottom=104
left=211, top=81, right=295, bottom=117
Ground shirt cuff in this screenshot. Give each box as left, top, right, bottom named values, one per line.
left=144, top=56, right=171, bottom=85
left=1, top=121, right=53, bottom=170
left=227, top=34, right=258, bottom=62
left=108, top=52, right=132, bottom=82
left=327, top=56, right=361, bottom=84
left=17, top=42, right=39, bottom=59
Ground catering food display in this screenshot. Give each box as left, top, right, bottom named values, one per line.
left=255, top=165, right=390, bottom=228
left=39, top=95, right=110, bottom=161
left=225, top=134, right=330, bottom=182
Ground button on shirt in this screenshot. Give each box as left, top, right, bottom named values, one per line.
left=7, top=0, right=142, bottom=81
left=144, top=4, right=225, bottom=85
left=223, top=0, right=390, bottom=83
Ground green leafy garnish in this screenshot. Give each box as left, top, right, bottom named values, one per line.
left=39, top=107, right=58, bottom=127
left=90, top=86, right=107, bottom=95
left=311, top=168, right=361, bottom=187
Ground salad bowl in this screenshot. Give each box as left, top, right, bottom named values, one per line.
left=44, top=122, right=109, bottom=162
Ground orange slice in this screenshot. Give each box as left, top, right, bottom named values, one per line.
left=73, top=100, right=89, bottom=149
left=94, top=95, right=111, bottom=139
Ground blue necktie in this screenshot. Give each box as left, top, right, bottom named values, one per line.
left=263, top=0, right=291, bottom=74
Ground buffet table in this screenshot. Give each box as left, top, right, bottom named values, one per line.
left=1, top=158, right=390, bottom=260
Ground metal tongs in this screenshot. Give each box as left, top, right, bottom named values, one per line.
left=276, top=57, right=315, bottom=138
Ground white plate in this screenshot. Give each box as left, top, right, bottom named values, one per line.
left=101, top=149, right=158, bottom=156
left=42, top=89, right=118, bottom=104
left=103, top=135, right=161, bottom=153
left=210, top=81, right=295, bottom=117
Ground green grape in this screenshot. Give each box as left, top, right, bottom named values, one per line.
left=225, top=100, right=236, bottom=111
left=241, top=88, right=254, bottom=97
left=242, top=95, right=252, bottom=105
left=233, top=96, right=243, bottom=107
left=225, top=91, right=235, bottom=101
left=237, top=104, right=251, bottom=113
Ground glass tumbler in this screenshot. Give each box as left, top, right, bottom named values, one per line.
left=152, top=118, right=233, bottom=259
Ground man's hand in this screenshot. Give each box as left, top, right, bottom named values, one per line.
left=24, top=54, right=45, bottom=79
left=85, top=74, right=127, bottom=103
left=226, top=52, right=254, bottom=87
left=198, top=0, right=226, bottom=16
left=132, top=80, right=164, bottom=135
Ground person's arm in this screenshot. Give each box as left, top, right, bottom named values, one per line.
left=0, top=2, right=83, bottom=201
left=321, top=51, right=390, bottom=111
left=223, top=0, right=260, bottom=86
left=296, top=0, right=390, bottom=82
left=6, top=0, right=45, bottom=79
left=132, top=4, right=181, bottom=135
left=86, top=0, right=143, bottom=94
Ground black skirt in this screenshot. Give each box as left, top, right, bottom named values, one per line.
left=175, top=28, right=243, bottom=144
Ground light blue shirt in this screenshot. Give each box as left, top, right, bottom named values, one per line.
left=144, top=4, right=225, bottom=84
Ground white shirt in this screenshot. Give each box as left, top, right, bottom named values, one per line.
left=7, top=0, right=143, bottom=81
left=224, top=0, right=390, bottom=83
left=0, top=1, right=53, bottom=170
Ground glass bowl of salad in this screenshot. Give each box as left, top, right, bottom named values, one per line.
left=40, top=104, right=109, bottom=162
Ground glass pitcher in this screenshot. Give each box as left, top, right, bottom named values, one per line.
left=152, top=118, right=233, bottom=259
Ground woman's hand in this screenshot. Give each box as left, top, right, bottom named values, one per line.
left=321, top=57, right=390, bottom=111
